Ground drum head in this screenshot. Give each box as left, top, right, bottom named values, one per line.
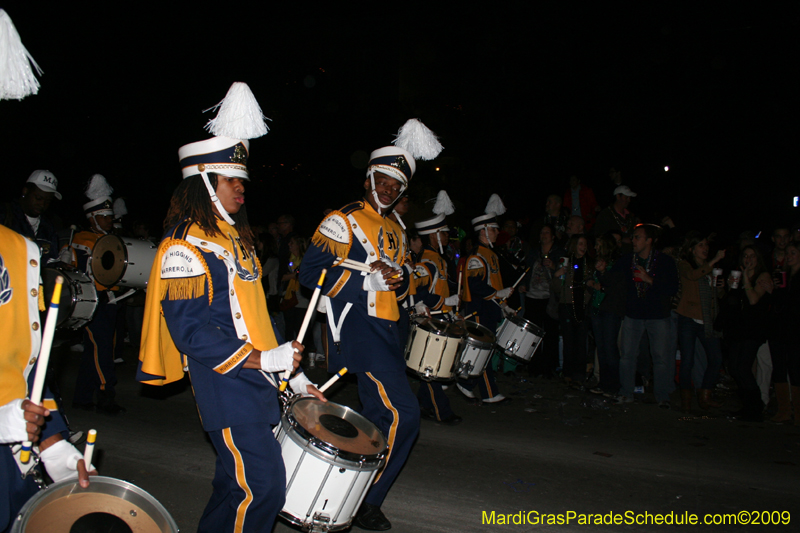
left=91, top=234, right=126, bottom=288
left=12, top=476, right=178, bottom=533
left=289, top=398, right=387, bottom=460
left=509, top=315, right=545, bottom=336
left=463, top=321, right=496, bottom=344
left=416, top=318, right=465, bottom=338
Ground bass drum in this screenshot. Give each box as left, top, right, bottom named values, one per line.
left=92, top=235, right=157, bottom=289
left=11, top=476, right=179, bottom=532
left=456, top=321, right=496, bottom=378
left=404, top=318, right=466, bottom=381
left=42, top=264, right=98, bottom=330
left=275, top=397, right=387, bottom=532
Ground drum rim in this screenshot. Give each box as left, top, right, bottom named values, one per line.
left=279, top=510, right=353, bottom=532
left=504, top=315, right=546, bottom=335
left=283, top=397, right=387, bottom=465
left=462, top=320, right=497, bottom=346
left=414, top=317, right=465, bottom=338
left=11, top=475, right=178, bottom=533
left=42, top=264, right=98, bottom=330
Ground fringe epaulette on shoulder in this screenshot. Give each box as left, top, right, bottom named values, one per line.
left=157, top=238, right=213, bottom=304
left=311, top=209, right=353, bottom=263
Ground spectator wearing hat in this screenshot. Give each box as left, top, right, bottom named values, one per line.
left=593, top=185, right=640, bottom=249
left=0, top=170, right=62, bottom=262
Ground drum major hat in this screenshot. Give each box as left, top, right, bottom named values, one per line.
left=366, top=119, right=443, bottom=210
left=82, top=174, right=114, bottom=218
left=178, top=82, right=269, bottom=225
left=415, top=190, right=455, bottom=235
left=472, top=194, right=506, bottom=234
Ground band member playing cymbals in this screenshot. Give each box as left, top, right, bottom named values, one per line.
left=137, top=82, right=323, bottom=533
left=300, top=119, right=442, bottom=531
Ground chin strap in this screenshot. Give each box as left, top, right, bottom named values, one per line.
left=367, top=168, right=405, bottom=214
left=437, top=232, right=443, bottom=255
left=393, top=210, right=406, bottom=229
left=201, top=171, right=236, bottom=225
left=90, top=215, right=107, bottom=235
left=483, top=226, right=493, bottom=249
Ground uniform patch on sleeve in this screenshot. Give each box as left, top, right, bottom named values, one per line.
left=161, top=244, right=203, bottom=279
left=414, top=264, right=430, bottom=278
left=467, top=257, right=485, bottom=271
left=311, top=210, right=352, bottom=261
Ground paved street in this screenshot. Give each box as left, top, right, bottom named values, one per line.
left=48, top=342, right=799, bottom=532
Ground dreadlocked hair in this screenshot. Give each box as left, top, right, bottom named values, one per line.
left=164, top=174, right=255, bottom=250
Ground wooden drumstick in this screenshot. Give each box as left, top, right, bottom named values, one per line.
left=83, top=429, right=97, bottom=468
left=456, top=270, right=462, bottom=301
left=497, top=267, right=530, bottom=306
left=21, top=276, right=63, bottom=464
left=319, top=368, right=348, bottom=393
left=280, top=269, right=327, bottom=392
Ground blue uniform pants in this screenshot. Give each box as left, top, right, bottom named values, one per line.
left=199, top=423, right=285, bottom=533
left=417, top=380, right=455, bottom=420
left=357, top=371, right=420, bottom=507
left=75, top=299, right=118, bottom=405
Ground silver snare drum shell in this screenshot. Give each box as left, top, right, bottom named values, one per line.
left=11, top=476, right=179, bottom=533
left=276, top=397, right=387, bottom=532
left=456, top=321, right=496, bottom=378
left=42, top=264, right=98, bottom=330
left=495, top=316, right=545, bottom=362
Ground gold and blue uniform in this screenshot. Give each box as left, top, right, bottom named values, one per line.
left=1, top=225, right=68, bottom=531
left=138, top=217, right=285, bottom=532
left=460, top=244, right=504, bottom=399
left=300, top=200, right=419, bottom=508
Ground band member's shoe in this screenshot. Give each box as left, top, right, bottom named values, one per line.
left=354, top=502, right=391, bottom=531
left=420, top=408, right=463, bottom=425
left=483, top=394, right=511, bottom=405
left=456, top=384, right=475, bottom=399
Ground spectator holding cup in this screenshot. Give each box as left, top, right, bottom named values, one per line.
left=675, top=231, right=726, bottom=412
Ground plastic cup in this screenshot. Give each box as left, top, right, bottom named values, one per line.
left=730, top=270, right=742, bottom=289
left=712, top=268, right=723, bottom=287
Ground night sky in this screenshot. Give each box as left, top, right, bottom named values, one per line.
left=4, top=5, right=799, bottom=242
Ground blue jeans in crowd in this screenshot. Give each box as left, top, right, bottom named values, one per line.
left=677, top=314, right=722, bottom=390
left=619, top=317, right=675, bottom=402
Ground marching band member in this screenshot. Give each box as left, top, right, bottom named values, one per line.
left=0, top=170, right=62, bottom=263
left=300, top=119, right=442, bottom=531
left=1, top=225, right=94, bottom=531
left=61, top=174, right=127, bottom=415
left=137, top=82, right=323, bottom=533
left=457, top=194, right=515, bottom=404
left=413, top=191, right=462, bottom=425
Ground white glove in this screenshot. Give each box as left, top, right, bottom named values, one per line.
left=502, top=304, right=517, bottom=318
left=444, top=295, right=460, bottom=307
left=260, top=342, right=297, bottom=373
left=363, top=270, right=391, bottom=292
left=40, top=439, right=93, bottom=483
left=0, top=399, right=27, bottom=444
left=495, top=287, right=513, bottom=300
left=414, top=301, right=429, bottom=315
left=289, top=372, right=318, bottom=397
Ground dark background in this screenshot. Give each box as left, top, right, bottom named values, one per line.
left=3, top=5, right=799, bottom=242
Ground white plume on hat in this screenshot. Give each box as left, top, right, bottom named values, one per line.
left=204, top=82, right=270, bottom=140
left=432, top=190, right=455, bottom=217
left=0, top=9, right=42, bottom=101
left=392, top=118, right=443, bottom=161
left=85, top=174, right=113, bottom=201
left=485, top=194, right=506, bottom=216
left=113, top=198, right=128, bottom=219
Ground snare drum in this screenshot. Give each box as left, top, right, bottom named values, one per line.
left=92, top=235, right=157, bottom=289
left=42, top=264, right=98, bottom=329
left=275, top=397, right=387, bottom=532
left=456, top=321, right=496, bottom=378
left=404, top=318, right=465, bottom=381
left=495, top=316, right=545, bottom=362
left=11, top=476, right=178, bottom=532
